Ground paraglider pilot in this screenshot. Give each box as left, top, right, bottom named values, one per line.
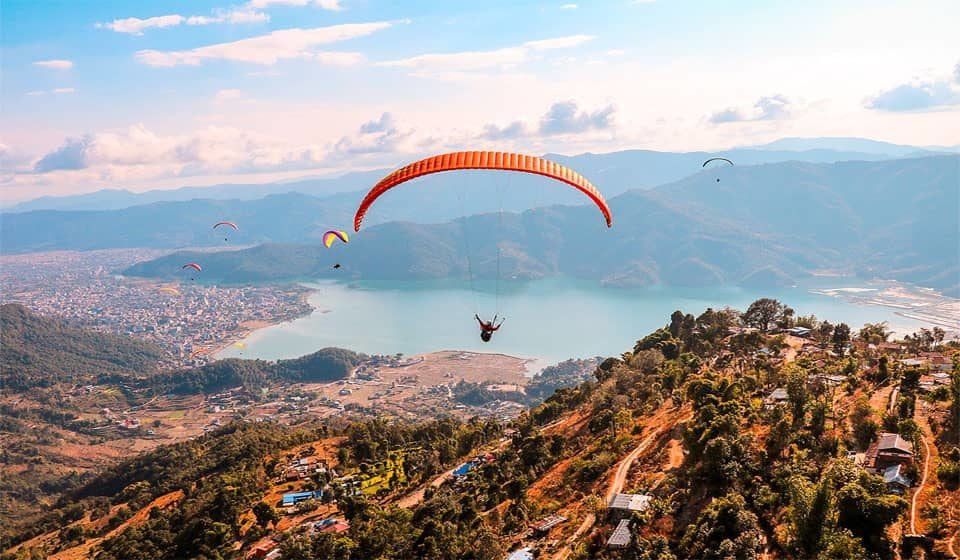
left=475, top=314, right=504, bottom=342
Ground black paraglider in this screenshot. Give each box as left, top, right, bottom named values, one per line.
left=333, top=263, right=341, bottom=269
left=703, top=157, right=734, bottom=182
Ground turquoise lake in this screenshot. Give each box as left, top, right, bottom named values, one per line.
left=217, top=277, right=936, bottom=367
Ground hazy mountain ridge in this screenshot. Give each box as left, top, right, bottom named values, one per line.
left=4, top=142, right=915, bottom=215
left=122, top=156, right=959, bottom=295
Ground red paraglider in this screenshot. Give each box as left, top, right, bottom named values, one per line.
left=182, top=262, right=201, bottom=281
left=353, top=151, right=612, bottom=231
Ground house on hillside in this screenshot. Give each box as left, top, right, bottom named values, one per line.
left=247, top=541, right=278, bottom=559
left=608, top=493, right=653, bottom=521
left=764, top=387, right=789, bottom=409
left=882, top=464, right=913, bottom=495
left=281, top=490, right=323, bottom=507
left=531, top=514, right=567, bottom=536
left=865, top=432, right=914, bottom=473
left=900, top=358, right=926, bottom=368
left=787, top=327, right=812, bottom=338
left=809, top=373, right=846, bottom=390
left=607, top=519, right=632, bottom=548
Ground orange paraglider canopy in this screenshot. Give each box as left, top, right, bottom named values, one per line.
left=353, top=151, right=612, bottom=231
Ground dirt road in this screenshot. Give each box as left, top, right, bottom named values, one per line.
left=912, top=435, right=931, bottom=534
left=395, top=465, right=458, bottom=509
left=551, top=428, right=667, bottom=560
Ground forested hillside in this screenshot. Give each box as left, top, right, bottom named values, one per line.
left=0, top=304, right=165, bottom=391
left=6, top=301, right=958, bottom=560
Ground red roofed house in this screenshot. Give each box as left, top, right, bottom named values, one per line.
left=865, top=432, right=914, bottom=473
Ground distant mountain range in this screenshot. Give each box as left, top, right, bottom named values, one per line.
left=119, top=155, right=959, bottom=297
left=747, top=136, right=958, bottom=156
left=5, top=137, right=946, bottom=214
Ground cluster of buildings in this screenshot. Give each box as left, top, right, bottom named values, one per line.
left=849, top=432, right=916, bottom=495
left=605, top=493, right=654, bottom=548
left=0, top=249, right=311, bottom=368
left=452, top=452, right=497, bottom=479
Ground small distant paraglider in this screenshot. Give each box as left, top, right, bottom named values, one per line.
left=213, top=221, right=238, bottom=242
left=182, top=262, right=202, bottom=281
left=189, top=348, right=207, bottom=360
left=322, top=230, right=349, bottom=248
left=702, top=157, right=734, bottom=182
left=158, top=287, right=180, bottom=296
left=323, top=231, right=348, bottom=271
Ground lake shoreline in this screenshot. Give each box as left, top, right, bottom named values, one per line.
left=214, top=276, right=958, bottom=366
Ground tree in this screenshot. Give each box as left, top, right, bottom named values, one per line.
left=816, top=321, right=835, bottom=346
left=679, top=493, right=762, bottom=560
left=810, top=400, right=829, bottom=440
left=858, top=322, right=891, bottom=344
left=831, top=323, right=851, bottom=355
left=789, top=475, right=832, bottom=557
left=252, top=502, right=278, bottom=528
left=850, top=397, right=878, bottom=449
left=932, top=327, right=945, bottom=347
left=785, top=364, right=810, bottom=425
left=742, top=298, right=792, bottom=333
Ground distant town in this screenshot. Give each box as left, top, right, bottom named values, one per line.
left=0, top=249, right=313, bottom=368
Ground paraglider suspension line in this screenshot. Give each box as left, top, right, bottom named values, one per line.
left=455, top=183, right=479, bottom=314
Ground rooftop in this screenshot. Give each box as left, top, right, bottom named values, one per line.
left=876, top=432, right=914, bottom=455
left=608, top=493, right=653, bottom=512
left=607, top=519, right=632, bottom=547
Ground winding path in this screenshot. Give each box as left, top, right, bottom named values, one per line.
left=551, top=426, right=673, bottom=560
left=911, top=434, right=930, bottom=534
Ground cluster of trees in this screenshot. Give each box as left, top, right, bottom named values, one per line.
left=146, top=348, right=365, bottom=395
left=2, top=423, right=317, bottom=557
left=0, top=303, right=164, bottom=391
left=584, top=299, right=919, bottom=560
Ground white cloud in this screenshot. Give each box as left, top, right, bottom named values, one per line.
left=866, top=81, right=960, bottom=112
left=359, top=112, right=395, bottom=133
left=539, top=100, right=615, bottom=134
left=561, top=4, right=578, bottom=9
left=247, top=0, right=343, bottom=10
left=186, top=9, right=270, bottom=26
left=709, top=95, right=792, bottom=124
left=33, top=59, right=74, bottom=70
left=379, top=34, right=594, bottom=74
left=866, top=63, right=960, bottom=112
left=135, top=22, right=392, bottom=66
left=214, top=89, right=244, bottom=102
left=31, top=124, right=329, bottom=175
left=98, top=9, right=269, bottom=35
left=28, top=114, right=417, bottom=182
left=523, top=35, right=594, bottom=50
left=97, top=14, right=185, bottom=35
left=479, top=100, right=616, bottom=140
left=25, top=88, right=76, bottom=96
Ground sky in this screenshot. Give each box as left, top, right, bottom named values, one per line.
left=2, top=0, right=959, bottom=202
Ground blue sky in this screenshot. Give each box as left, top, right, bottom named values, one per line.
left=2, top=0, right=958, bottom=201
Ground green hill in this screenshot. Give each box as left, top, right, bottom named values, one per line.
left=0, top=304, right=166, bottom=391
